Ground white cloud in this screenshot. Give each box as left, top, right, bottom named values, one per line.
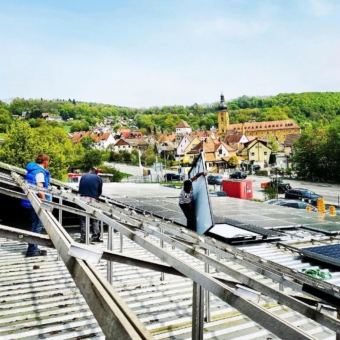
left=308, top=0, right=333, bottom=16
left=193, top=17, right=271, bottom=38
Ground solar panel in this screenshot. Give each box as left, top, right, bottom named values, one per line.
left=188, top=152, right=214, bottom=234
left=223, top=218, right=280, bottom=237
left=301, top=223, right=340, bottom=235
left=300, top=244, right=340, bottom=268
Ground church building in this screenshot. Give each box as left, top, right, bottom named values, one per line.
left=217, top=95, right=300, bottom=143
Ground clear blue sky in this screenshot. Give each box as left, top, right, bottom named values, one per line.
left=1, top=0, right=339, bottom=107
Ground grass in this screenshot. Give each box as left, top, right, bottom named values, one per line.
left=63, top=125, right=71, bottom=133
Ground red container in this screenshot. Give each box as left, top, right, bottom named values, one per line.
left=222, top=180, right=253, bottom=200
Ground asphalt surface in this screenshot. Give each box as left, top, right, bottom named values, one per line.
left=106, top=162, right=340, bottom=205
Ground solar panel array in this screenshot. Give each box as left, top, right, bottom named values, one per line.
left=300, top=244, right=340, bottom=268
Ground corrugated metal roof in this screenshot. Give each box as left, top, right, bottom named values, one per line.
left=1, top=165, right=340, bottom=339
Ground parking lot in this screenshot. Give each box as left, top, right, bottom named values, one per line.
left=108, top=163, right=340, bottom=206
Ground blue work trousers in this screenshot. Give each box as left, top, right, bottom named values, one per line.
left=27, top=208, right=43, bottom=255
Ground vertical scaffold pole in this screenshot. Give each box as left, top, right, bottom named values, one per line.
left=107, top=226, right=113, bottom=284
left=192, top=282, right=204, bottom=340
left=205, top=249, right=211, bottom=322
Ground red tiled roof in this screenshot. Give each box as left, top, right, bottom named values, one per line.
left=225, top=133, right=244, bottom=144
left=114, top=139, right=130, bottom=146
left=176, top=120, right=191, bottom=128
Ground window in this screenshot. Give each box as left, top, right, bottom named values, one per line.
left=219, top=149, right=222, bottom=155
left=264, top=151, right=267, bottom=155
left=251, top=152, right=255, bottom=156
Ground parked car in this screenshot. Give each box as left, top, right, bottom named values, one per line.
left=162, top=184, right=177, bottom=188
left=284, top=188, right=323, bottom=205
left=251, top=165, right=261, bottom=171
left=229, top=171, right=247, bottom=179
left=210, top=191, right=228, bottom=197
left=207, top=175, right=223, bottom=185
left=163, top=173, right=184, bottom=181
left=271, top=199, right=318, bottom=212
left=264, top=199, right=285, bottom=205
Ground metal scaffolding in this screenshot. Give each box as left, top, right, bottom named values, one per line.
left=0, top=161, right=340, bottom=339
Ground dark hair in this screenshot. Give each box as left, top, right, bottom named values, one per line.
left=184, top=180, right=192, bottom=188
left=36, top=154, right=50, bottom=164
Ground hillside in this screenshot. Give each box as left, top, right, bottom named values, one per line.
left=1, top=92, right=340, bottom=133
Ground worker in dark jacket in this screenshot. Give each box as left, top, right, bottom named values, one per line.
left=178, top=171, right=206, bottom=231
left=21, top=154, right=51, bottom=257
left=78, top=167, right=103, bottom=243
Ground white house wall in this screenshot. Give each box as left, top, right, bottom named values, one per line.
left=176, top=127, right=191, bottom=135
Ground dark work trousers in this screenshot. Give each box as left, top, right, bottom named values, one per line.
left=79, top=196, right=100, bottom=240
left=80, top=215, right=100, bottom=240
left=179, top=203, right=196, bottom=231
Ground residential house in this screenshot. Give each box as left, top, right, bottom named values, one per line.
left=175, top=120, right=192, bottom=135
left=238, top=138, right=271, bottom=167
left=185, top=138, right=237, bottom=173
left=124, top=138, right=149, bottom=151
left=157, top=134, right=176, bottom=147
left=117, top=129, right=131, bottom=138
left=91, top=132, right=116, bottom=150
left=175, top=135, right=200, bottom=162
left=69, top=131, right=116, bottom=150
left=190, top=130, right=218, bottom=141
left=143, top=135, right=157, bottom=145
left=112, top=139, right=133, bottom=153
left=224, top=132, right=249, bottom=152
left=70, top=131, right=92, bottom=144
left=117, top=129, right=143, bottom=139
left=283, top=133, right=301, bottom=165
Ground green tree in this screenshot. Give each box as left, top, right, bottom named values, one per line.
left=141, top=146, right=156, bottom=166
left=0, top=108, right=12, bottom=132
left=80, top=136, right=96, bottom=150
left=80, top=149, right=103, bottom=171
left=227, top=155, right=238, bottom=168
left=0, top=121, right=72, bottom=179
left=267, top=136, right=279, bottom=152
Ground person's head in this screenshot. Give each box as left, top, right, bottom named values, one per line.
left=183, top=180, right=192, bottom=193
left=89, top=166, right=98, bottom=174
left=36, top=154, right=50, bottom=168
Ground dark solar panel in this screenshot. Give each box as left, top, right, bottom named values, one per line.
left=300, top=244, right=340, bottom=267
left=301, top=223, right=340, bottom=235
left=222, top=218, right=280, bottom=237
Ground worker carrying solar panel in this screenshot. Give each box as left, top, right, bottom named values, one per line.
left=178, top=171, right=207, bottom=231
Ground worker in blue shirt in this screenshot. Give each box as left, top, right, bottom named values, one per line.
left=21, top=154, right=51, bottom=257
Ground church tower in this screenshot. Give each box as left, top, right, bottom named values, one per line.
left=218, top=93, right=229, bottom=134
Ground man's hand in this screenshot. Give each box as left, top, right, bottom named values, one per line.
left=36, top=182, right=46, bottom=200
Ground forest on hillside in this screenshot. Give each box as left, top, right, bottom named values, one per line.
left=1, top=92, right=340, bottom=182
left=1, top=92, right=340, bottom=134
